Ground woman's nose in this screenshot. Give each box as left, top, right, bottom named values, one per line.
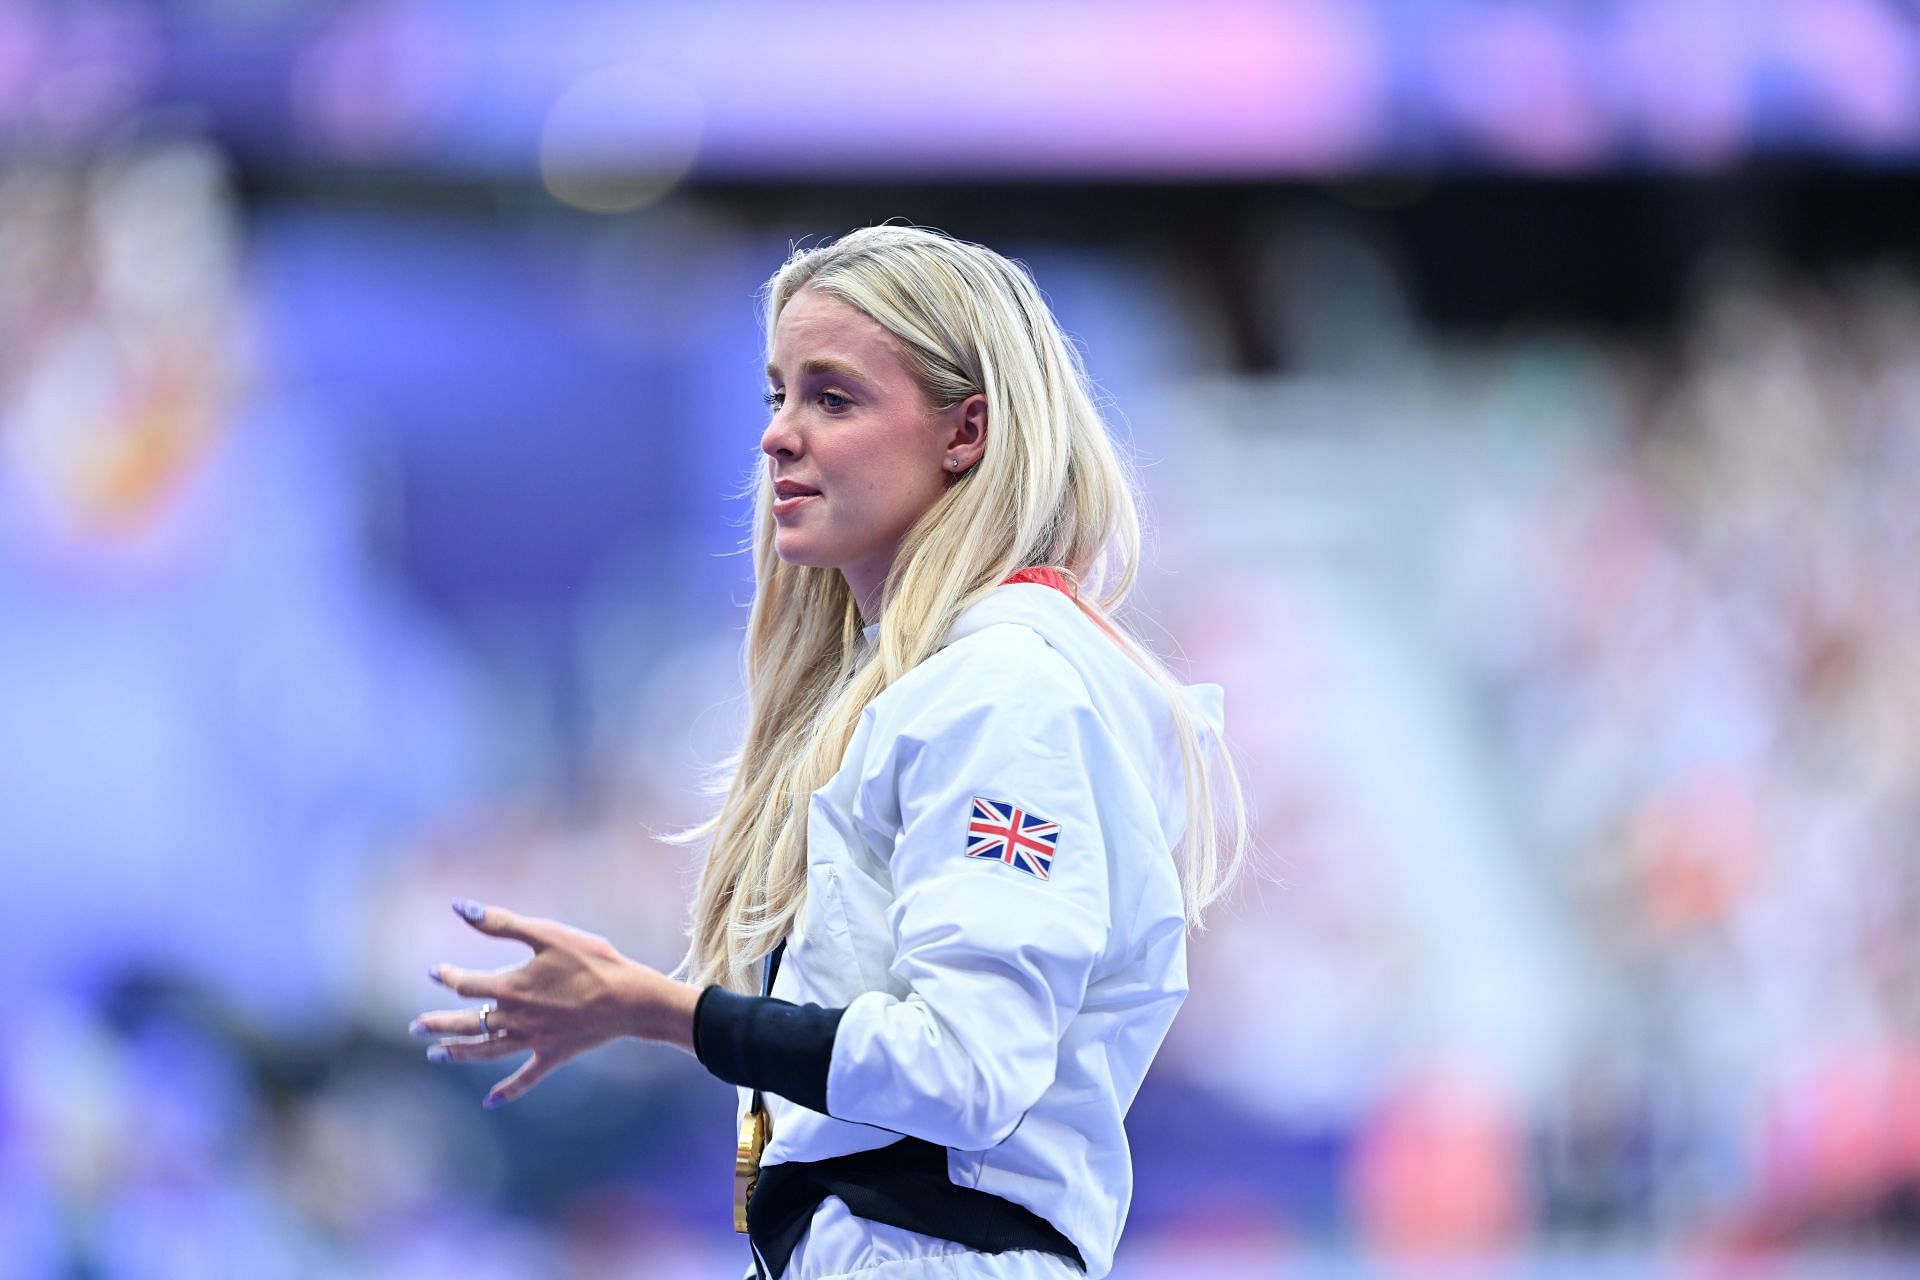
left=760, top=408, right=800, bottom=460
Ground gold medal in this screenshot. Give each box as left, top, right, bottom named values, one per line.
left=734, top=1105, right=769, bottom=1233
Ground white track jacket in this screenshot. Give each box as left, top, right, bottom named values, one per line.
left=709, top=581, right=1223, bottom=1279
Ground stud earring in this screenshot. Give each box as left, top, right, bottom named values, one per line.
left=948, top=457, right=961, bottom=469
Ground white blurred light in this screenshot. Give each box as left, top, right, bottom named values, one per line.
left=539, top=64, right=702, bottom=215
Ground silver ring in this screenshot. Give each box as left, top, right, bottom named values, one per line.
left=478, top=1001, right=494, bottom=1036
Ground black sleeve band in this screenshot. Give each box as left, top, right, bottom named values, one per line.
left=693, top=986, right=846, bottom=1114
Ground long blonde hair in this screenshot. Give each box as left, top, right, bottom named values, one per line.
left=684, top=225, right=1246, bottom=991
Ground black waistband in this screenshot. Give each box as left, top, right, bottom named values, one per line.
left=746, top=1135, right=1085, bottom=1278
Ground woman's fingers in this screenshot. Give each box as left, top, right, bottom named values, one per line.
left=409, top=1009, right=494, bottom=1040
left=425, top=1034, right=523, bottom=1065
left=421, top=900, right=598, bottom=1108
left=484, top=1050, right=560, bottom=1110
left=451, top=899, right=549, bottom=951
left=427, top=962, right=513, bottom=1000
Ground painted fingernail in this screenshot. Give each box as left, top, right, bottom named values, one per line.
left=482, top=1093, right=503, bottom=1110
left=427, top=1046, right=450, bottom=1064
left=453, top=899, right=485, bottom=922
left=407, top=1019, right=430, bottom=1038
left=427, top=965, right=445, bottom=985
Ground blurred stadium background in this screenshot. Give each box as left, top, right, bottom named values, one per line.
left=5, top=0, right=1920, bottom=1275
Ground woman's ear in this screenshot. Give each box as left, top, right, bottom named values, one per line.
left=942, top=393, right=989, bottom=473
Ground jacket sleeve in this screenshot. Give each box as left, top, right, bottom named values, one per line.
left=820, top=654, right=1115, bottom=1150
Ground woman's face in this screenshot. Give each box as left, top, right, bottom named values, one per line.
left=760, top=288, right=982, bottom=616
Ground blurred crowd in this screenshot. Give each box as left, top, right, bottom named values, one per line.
left=2, top=141, right=1916, bottom=1275
left=1431, top=256, right=1920, bottom=1250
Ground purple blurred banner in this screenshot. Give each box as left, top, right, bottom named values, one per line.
left=0, top=0, right=1916, bottom=177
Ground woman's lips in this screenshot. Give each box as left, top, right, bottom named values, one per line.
left=772, top=478, right=819, bottom=518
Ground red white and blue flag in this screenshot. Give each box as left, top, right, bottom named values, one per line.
left=965, top=797, right=1060, bottom=880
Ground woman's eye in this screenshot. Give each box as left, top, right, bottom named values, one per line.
left=763, top=390, right=783, bottom=410
left=819, top=391, right=849, bottom=410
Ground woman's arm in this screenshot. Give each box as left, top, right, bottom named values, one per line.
left=691, top=644, right=1119, bottom=1150
left=824, top=684, right=1114, bottom=1148
left=420, top=647, right=1119, bottom=1128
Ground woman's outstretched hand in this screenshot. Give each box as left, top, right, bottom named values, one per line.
left=412, top=899, right=701, bottom=1109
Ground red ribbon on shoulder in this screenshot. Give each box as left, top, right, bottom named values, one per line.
left=1002, top=566, right=1138, bottom=658
left=1002, top=566, right=1076, bottom=597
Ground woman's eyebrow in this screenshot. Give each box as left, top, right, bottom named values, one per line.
left=764, top=357, right=867, bottom=384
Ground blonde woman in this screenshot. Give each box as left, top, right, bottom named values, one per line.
left=413, top=226, right=1245, bottom=1279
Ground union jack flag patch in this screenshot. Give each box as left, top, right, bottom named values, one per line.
left=965, top=797, right=1060, bottom=880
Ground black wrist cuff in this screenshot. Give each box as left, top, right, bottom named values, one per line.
left=693, top=985, right=845, bottom=1114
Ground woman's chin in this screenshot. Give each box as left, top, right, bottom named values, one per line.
left=772, top=533, right=834, bottom=570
